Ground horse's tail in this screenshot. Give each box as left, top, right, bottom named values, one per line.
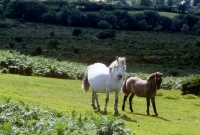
left=82, top=67, right=90, bottom=92
left=122, top=79, right=128, bottom=94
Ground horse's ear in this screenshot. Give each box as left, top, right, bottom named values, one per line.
left=109, top=67, right=112, bottom=73
left=115, top=56, right=119, bottom=60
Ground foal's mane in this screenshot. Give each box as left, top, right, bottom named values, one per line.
left=109, top=57, right=126, bottom=68
left=146, top=72, right=162, bottom=81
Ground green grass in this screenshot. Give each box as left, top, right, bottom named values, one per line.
left=128, top=11, right=180, bottom=18
left=158, top=12, right=180, bottom=18
left=0, top=74, right=199, bottom=135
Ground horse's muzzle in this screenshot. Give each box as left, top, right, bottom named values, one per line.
left=117, top=75, right=122, bottom=80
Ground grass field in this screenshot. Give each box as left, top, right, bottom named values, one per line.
left=0, top=74, right=199, bottom=135
left=128, top=11, right=180, bottom=18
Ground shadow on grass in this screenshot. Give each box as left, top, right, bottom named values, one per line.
left=119, top=114, right=137, bottom=123
left=93, top=110, right=137, bottom=122
left=134, top=113, right=170, bottom=121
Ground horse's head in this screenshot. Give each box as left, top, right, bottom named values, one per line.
left=109, top=56, right=126, bottom=80
left=147, top=72, right=163, bottom=90
left=155, top=72, right=163, bottom=90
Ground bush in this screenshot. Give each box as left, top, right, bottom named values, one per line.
left=153, top=26, right=161, bottom=32
left=41, top=11, right=56, bottom=24
left=14, top=36, right=23, bottom=42
left=72, top=29, right=82, bottom=36
left=0, top=101, right=132, bottom=135
left=181, top=24, right=189, bottom=35
left=96, top=30, right=115, bottom=39
left=98, top=20, right=110, bottom=29
left=181, top=75, right=200, bottom=96
left=138, top=19, right=147, bottom=30
left=47, top=39, right=59, bottom=50
left=195, top=40, right=200, bottom=47
left=195, top=29, right=200, bottom=36
left=32, top=46, right=43, bottom=56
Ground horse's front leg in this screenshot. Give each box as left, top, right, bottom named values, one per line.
left=146, top=98, right=150, bottom=115
left=104, top=89, right=110, bottom=114
left=151, top=97, right=158, bottom=116
left=114, top=91, right=120, bottom=115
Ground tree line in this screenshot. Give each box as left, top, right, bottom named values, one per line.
left=0, top=0, right=200, bottom=34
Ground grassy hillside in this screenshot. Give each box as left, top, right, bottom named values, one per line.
left=0, top=74, right=199, bottom=135
left=0, top=21, right=200, bottom=77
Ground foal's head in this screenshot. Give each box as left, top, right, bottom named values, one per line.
left=109, top=56, right=126, bottom=80
left=146, top=72, right=163, bottom=90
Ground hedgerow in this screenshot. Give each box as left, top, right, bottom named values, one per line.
left=0, top=99, right=132, bottom=135
left=0, top=50, right=86, bottom=79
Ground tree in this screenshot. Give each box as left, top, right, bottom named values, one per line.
left=139, top=0, right=152, bottom=7
left=177, top=0, right=187, bottom=13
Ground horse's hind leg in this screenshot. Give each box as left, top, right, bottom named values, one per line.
left=146, top=98, right=150, bottom=115
left=91, top=91, right=96, bottom=109
left=129, top=93, right=134, bottom=112
left=94, top=92, right=100, bottom=111
left=151, top=97, right=158, bottom=116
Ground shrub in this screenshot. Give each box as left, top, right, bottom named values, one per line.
left=32, top=46, right=43, bottom=56
left=195, top=40, right=200, bottom=47
left=49, top=31, right=55, bottom=37
left=138, top=19, right=147, bottom=30
left=153, top=26, right=161, bottom=32
left=181, top=75, right=200, bottom=96
left=41, top=11, right=56, bottom=24
left=181, top=24, right=189, bottom=35
left=0, top=101, right=132, bottom=135
left=195, top=29, right=200, bottom=36
left=169, top=70, right=179, bottom=76
left=14, top=36, right=23, bottom=42
left=96, top=30, right=115, bottom=39
left=98, top=20, right=110, bottom=29
left=0, top=22, right=7, bottom=28
left=72, top=29, right=82, bottom=36
left=47, top=39, right=59, bottom=50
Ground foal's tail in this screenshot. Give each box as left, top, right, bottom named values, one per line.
left=122, top=79, right=128, bottom=95
left=82, top=67, right=90, bottom=92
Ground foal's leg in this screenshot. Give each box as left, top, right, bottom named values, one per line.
left=146, top=98, right=150, bottom=115
left=151, top=97, right=158, bottom=116
left=122, top=94, right=128, bottom=111
left=129, top=93, right=134, bottom=112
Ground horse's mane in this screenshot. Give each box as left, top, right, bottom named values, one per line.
left=146, top=72, right=162, bottom=81
left=109, top=57, right=126, bottom=68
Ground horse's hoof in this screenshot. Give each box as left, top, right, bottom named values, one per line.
left=114, top=111, right=120, bottom=116
left=103, top=111, right=107, bottom=115
left=131, top=110, right=134, bottom=112
left=91, top=104, right=96, bottom=109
